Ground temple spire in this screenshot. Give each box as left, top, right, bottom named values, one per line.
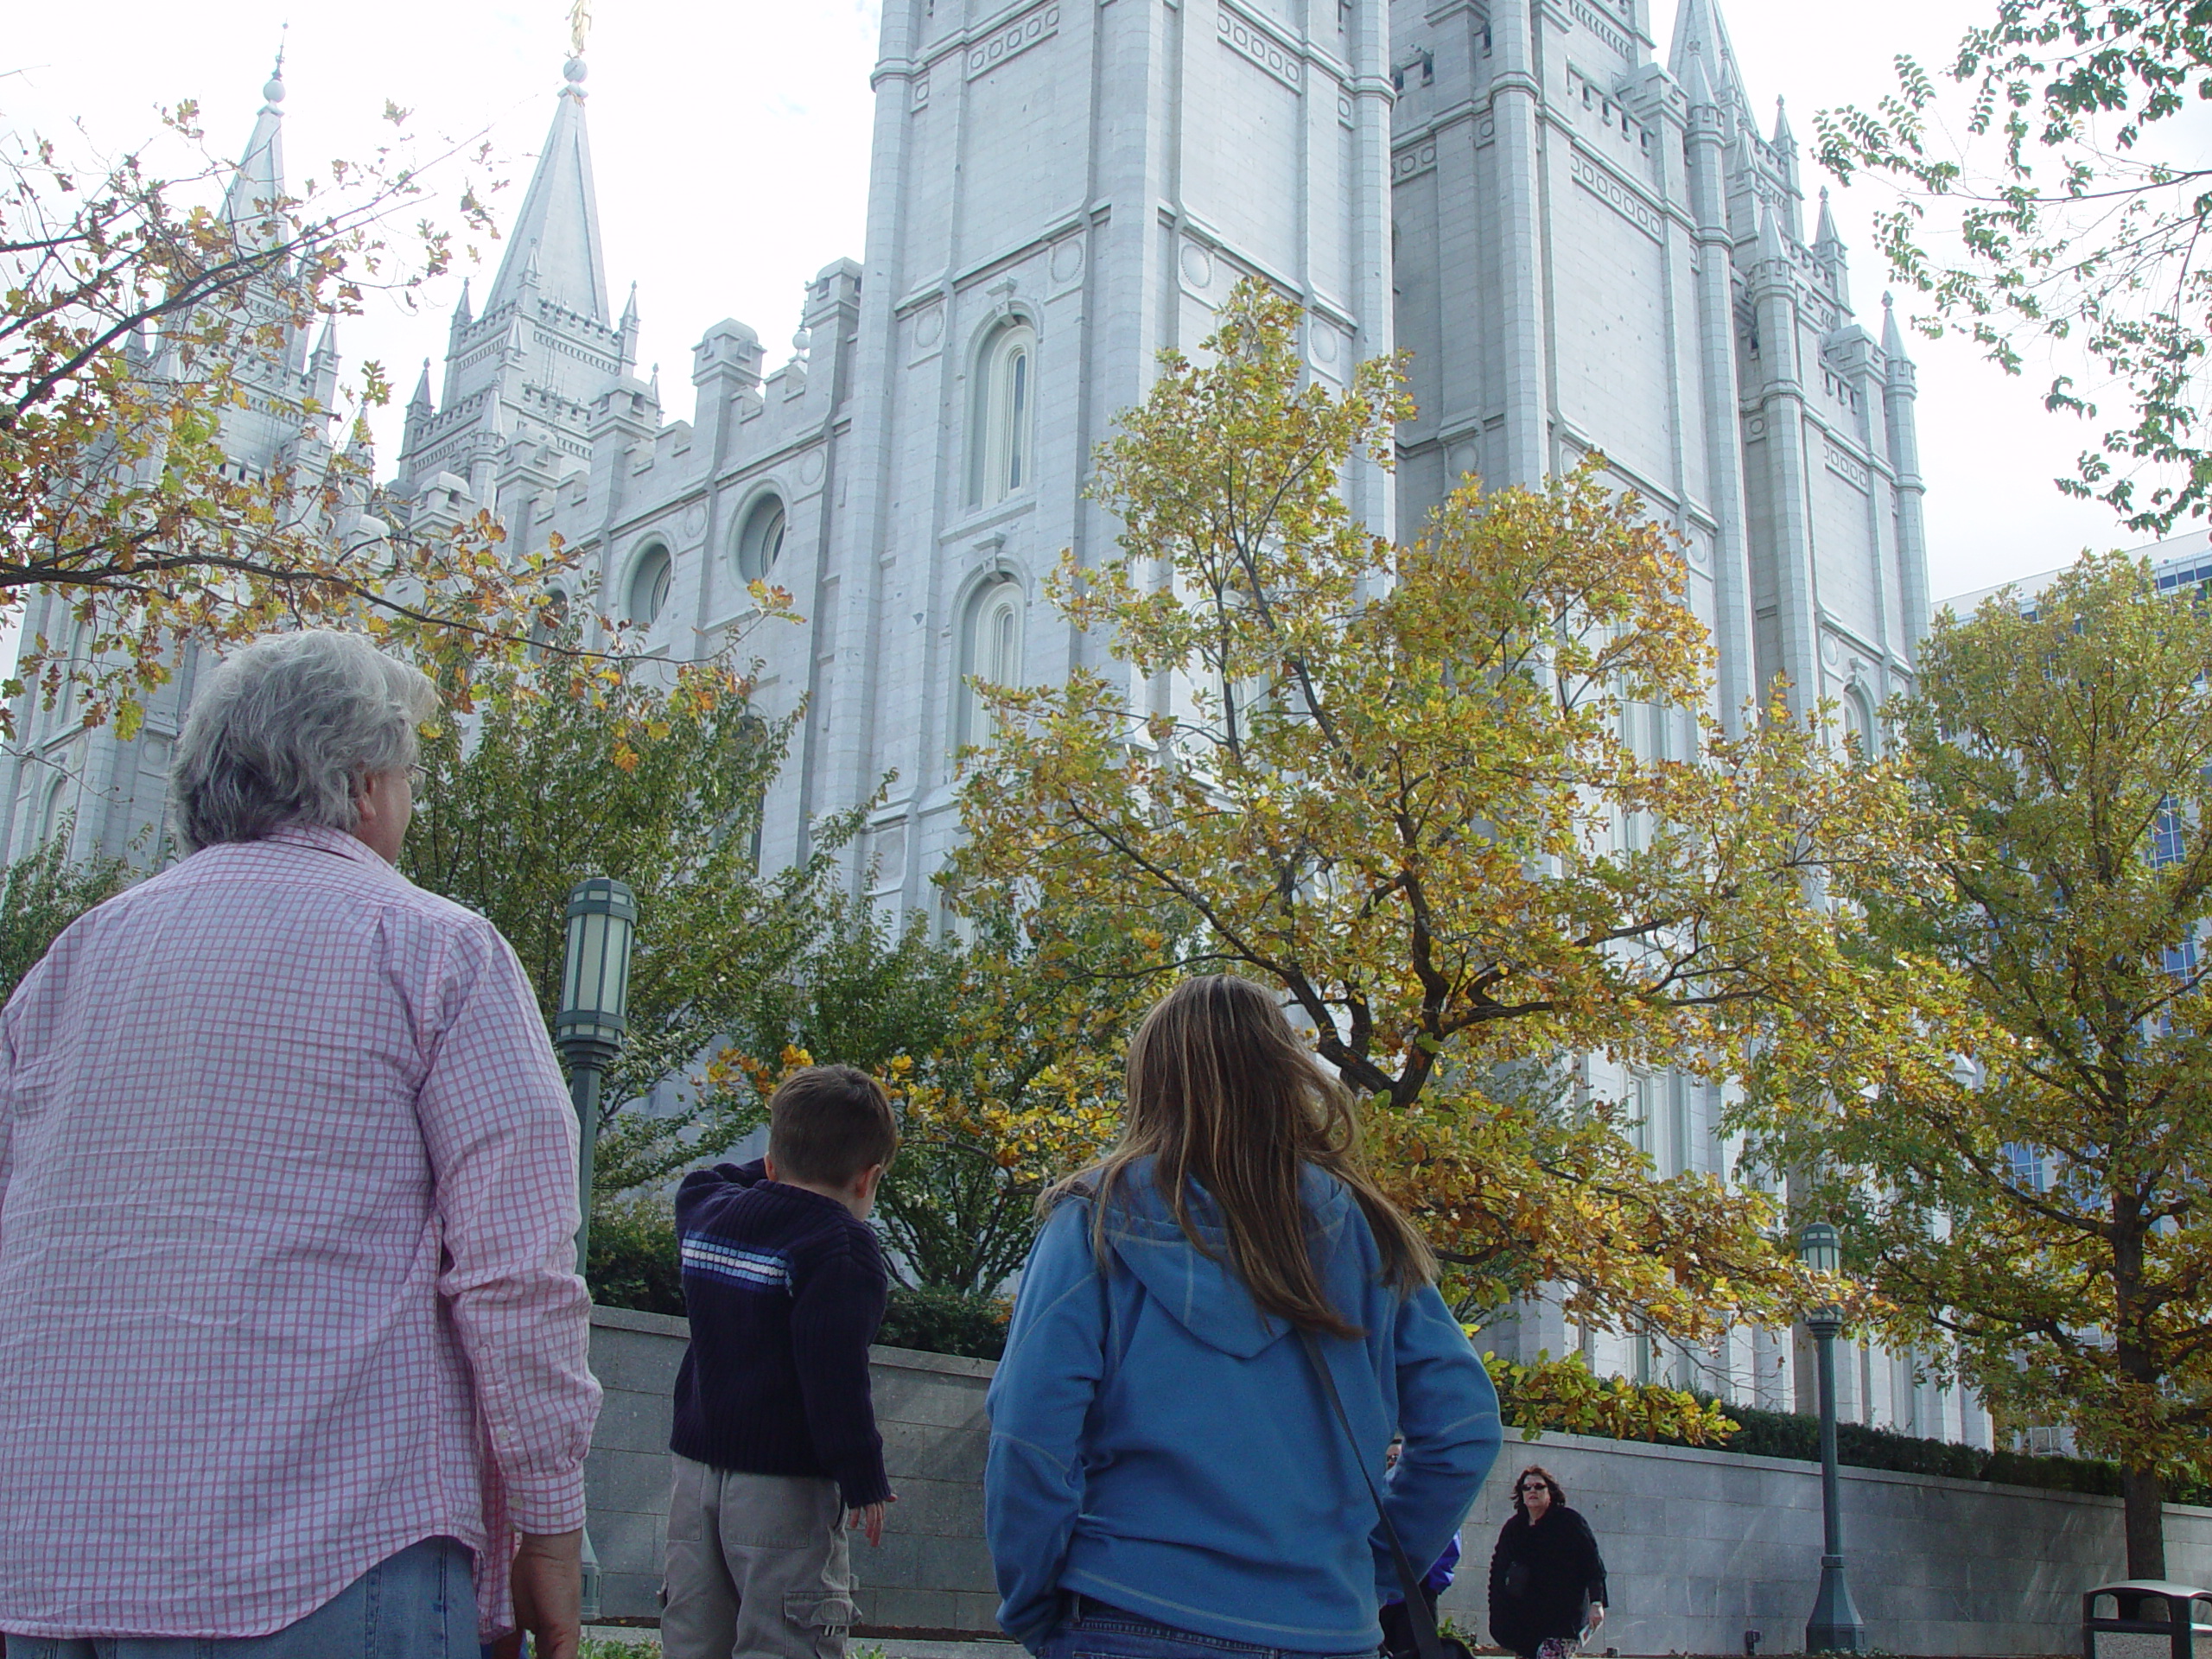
left=1772, top=96, right=1795, bottom=149
left=482, top=55, right=611, bottom=323
left=222, top=48, right=289, bottom=245
left=1882, top=291, right=1910, bottom=360
left=398, top=357, right=436, bottom=477
left=618, top=280, right=640, bottom=371
left=1815, top=189, right=1849, bottom=308
left=1679, top=36, right=1716, bottom=109
left=1669, top=0, right=1751, bottom=120
left=1758, top=198, right=1785, bottom=263
left=309, top=317, right=340, bottom=407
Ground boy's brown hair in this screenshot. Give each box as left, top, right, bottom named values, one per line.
left=767, top=1064, right=899, bottom=1188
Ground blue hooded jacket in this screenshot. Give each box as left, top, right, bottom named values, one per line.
left=984, top=1159, right=1502, bottom=1653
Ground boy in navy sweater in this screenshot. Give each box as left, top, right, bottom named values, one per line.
left=663, top=1065, right=899, bottom=1659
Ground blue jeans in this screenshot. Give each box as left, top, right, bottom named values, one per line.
left=1038, top=1594, right=1382, bottom=1659
left=4, top=1536, right=479, bottom=1659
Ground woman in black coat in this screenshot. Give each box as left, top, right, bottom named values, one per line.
left=1486, top=1465, right=1609, bottom=1659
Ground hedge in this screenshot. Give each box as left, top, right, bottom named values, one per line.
left=585, top=1206, right=2205, bottom=1505
left=586, top=1199, right=1010, bottom=1360
left=1662, top=1396, right=2212, bottom=1506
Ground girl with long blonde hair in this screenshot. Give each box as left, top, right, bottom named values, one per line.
left=984, top=976, right=1501, bottom=1659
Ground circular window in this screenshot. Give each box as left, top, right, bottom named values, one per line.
left=626, top=545, right=673, bottom=627
left=735, top=497, right=788, bottom=583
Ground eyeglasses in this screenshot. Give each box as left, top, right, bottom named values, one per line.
left=404, top=764, right=429, bottom=785
left=1518, top=1483, right=1548, bottom=1494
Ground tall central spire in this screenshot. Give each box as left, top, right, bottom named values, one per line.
left=396, top=45, right=632, bottom=499
left=221, top=49, right=289, bottom=244
left=482, top=55, right=611, bottom=323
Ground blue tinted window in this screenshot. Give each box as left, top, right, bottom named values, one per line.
left=2152, top=800, right=2187, bottom=866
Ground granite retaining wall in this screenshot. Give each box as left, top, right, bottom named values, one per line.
left=586, top=1306, right=2212, bottom=1653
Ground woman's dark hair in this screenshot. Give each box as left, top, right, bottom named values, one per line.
left=1044, top=974, right=1434, bottom=1338
left=1510, top=1464, right=1567, bottom=1517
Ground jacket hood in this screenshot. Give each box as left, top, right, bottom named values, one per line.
left=1098, top=1155, right=1358, bottom=1359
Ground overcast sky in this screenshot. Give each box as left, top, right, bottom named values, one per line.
left=3, top=0, right=2183, bottom=603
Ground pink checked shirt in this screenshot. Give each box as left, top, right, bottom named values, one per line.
left=0, top=824, right=602, bottom=1641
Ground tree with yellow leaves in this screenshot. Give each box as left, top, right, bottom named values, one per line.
left=1748, top=552, right=2212, bottom=1576
left=950, top=280, right=1926, bottom=1342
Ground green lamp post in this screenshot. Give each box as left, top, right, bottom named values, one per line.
left=556, top=877, right=637, bottom=1272
left=555, top=875, right=638, bottom=1624
left=1799, top=1221, right=1866, bottom=1654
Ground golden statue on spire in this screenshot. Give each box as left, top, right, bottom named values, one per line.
left=569, top=0, right=592, bottom=59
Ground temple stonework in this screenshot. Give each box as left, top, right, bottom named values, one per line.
left=5, top=0, right=1965, bottom=1436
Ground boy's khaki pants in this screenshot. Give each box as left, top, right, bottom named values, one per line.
left=662, top=1455, right=859, bottom=1659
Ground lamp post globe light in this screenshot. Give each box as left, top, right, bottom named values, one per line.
left=554, top=875, right=638, bottom=1625
left=1798, top=1221, right=1866, bottom=1654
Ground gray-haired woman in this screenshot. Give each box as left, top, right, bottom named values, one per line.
left=0, top=629, right=601, bottom=1659
left=170, top=626, right=436, bottom=859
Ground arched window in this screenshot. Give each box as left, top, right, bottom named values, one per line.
left=626, top=544, right=673, bottom=628
left=1843, top=687, right=1877, bottom=759
left=528, top=588, right=569, bottom=661
left=972, top=322, right=1037, bottom=507
left=734, top=496, right=788, bottom=584
left=957, top=577, right=1024, bottom=751
left=37, top=776, right=67, bottom=849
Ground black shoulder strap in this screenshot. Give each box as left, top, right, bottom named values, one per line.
left=1296, top=1326, right=1449, bottom=1659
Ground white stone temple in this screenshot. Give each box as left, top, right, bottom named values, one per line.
left=5, top=0, right=1973, bottom=1436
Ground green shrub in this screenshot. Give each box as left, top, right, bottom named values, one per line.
left=585, top=1197, right=684, bottom=1317
left=0, top=835, right=131, bottom=1006
left=877, top=1285, right=1010, bottom=1361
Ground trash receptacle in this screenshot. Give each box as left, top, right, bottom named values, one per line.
left=2083, top=1582, right=2212, bottom=1659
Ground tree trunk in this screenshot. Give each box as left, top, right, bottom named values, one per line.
left=2122, top=1463, right=2166, bottom=1579
left=2107, top=1195, right=2166, bottom=1580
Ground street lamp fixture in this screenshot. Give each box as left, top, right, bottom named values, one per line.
left=554, top=875, right=638, bottom=1626
left=1798, top=1220, right=1866, bottom=1654
left=556, top=876, right=637, bottom=1274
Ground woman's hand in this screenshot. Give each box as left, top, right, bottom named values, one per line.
left=1586, top=1605, right=1606, bottom=1632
